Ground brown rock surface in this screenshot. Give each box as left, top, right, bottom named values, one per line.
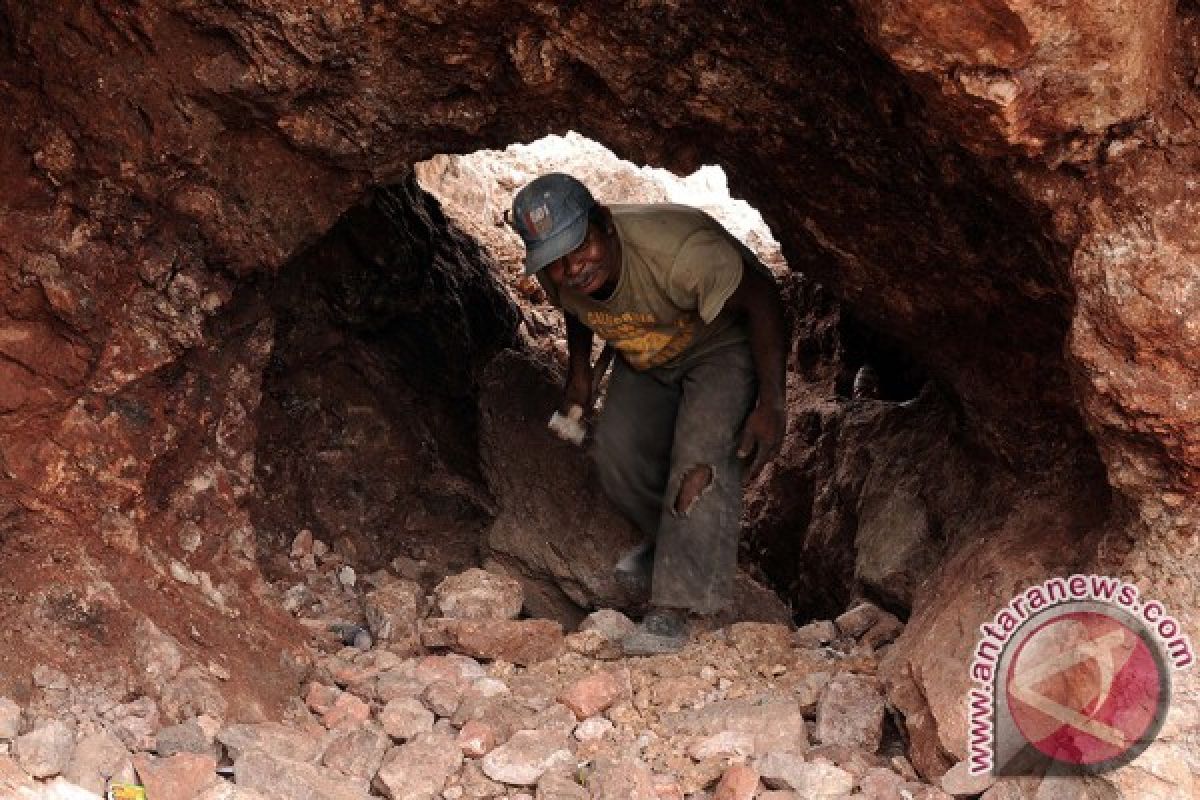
left=132, top=753, right=221, bottom=800
left=420, top=618, right=565, bottom=666
left=0, top=3, right=1196, bottom=797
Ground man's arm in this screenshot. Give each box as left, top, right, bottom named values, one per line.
left=720, top=264, right=789, bottom=479
left=562, top=311, right=595, bottom=413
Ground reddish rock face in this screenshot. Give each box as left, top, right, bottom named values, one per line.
left=0, top=2, right=1197, bottom=796
left=851, top=0, right=1174, bottom=156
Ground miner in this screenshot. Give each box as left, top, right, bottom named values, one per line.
left=510, top=173, right=788, bottom=655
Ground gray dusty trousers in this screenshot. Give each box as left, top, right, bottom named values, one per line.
left=591, top=340, right=756, bottom=615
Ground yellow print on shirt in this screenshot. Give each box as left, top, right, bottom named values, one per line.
left=585, top=311, right=697, bottom=370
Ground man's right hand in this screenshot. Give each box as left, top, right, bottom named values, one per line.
left=561, top=368, right=593, bottom=415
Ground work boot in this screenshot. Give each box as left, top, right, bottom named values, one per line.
left=614, top=541, right=654, bottom=604
left=621, top=606, right=689, bottom=656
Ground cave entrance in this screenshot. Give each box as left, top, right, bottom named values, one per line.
left=250, top=131, right=933, bottom=627
left=250, top=131, right=805, bottom=614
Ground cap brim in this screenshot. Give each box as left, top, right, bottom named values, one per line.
left=523, top=213, right=589, bottom=275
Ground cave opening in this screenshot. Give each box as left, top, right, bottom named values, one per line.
left=248, top=132, right=942, bottom=627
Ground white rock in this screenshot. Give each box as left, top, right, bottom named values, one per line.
left=170, top=560, right=200, bottom=585
left=15, top=719, right=75, bottom=779
left=758, top=755, right=853, bottom=797
left=480, top=729, right=572, bottom=786
left=433, top=569, right=523, bottom=620
left=470, top=678, right=510, bottom=698
left=577, top=610, right=635, bottom=641
left=573, top=717, right=614, bottom=742
left=0, top=698, right=22, bottom=739
left=687, top=731, right=756, bottom=760
left=31, top=666, right=69, bottom=691
left=941, top=760, right=996, bottom=797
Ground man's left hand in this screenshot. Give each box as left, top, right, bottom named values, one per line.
left=737, top=402, right=786, bottom=481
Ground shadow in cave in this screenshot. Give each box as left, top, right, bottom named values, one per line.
left=249, top=173, right=519, bottom=585
left=835, top=313, right=929, bottom=403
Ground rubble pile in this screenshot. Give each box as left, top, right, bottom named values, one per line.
left=0, top=544, right=986, bottom=800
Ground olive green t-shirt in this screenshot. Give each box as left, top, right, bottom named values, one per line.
left=538, top=204, right=763, bottom=371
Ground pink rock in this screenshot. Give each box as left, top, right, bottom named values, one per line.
left=0, top=698, right=20, bottom=739
left=558, top=671, right=622, bottom=720
left=216, top=722, right=324, bottom=763
left=0, top=756, right=35, bottom=791
left=578, top=609, right=636, bottom=640
left=305, top=681, right=341, bottom=714
left=420, top=618, right=564, bottom=666
left=380, top=696, right=434, bottom=740
left=458, top=719, right=497, bottom=757
left=375, top=732, right=463, bottom=798
left=364, top=579, right=424, bottom=648
left=815, top=673, right=885, bottom=752
left=322, top=691, right=371, bottom=730
left=132, top=752, right=220, bottom=799
left=320, top=725, right=390, bottom=784
left=14, top=719, right=75, bottom=778
left=290, top=529, right=314, bottom=559
left=665, top=693, right=808, bottom=755
left=414, top=654, right=486, bottom=687
left=421, top=680, right=463, bottom=717
left=859, top=767, right=909, bottom=800
left=159, top=666, right=228, bottom=724
left=713, top=764, right=760, bottom=800
left=585, top=755, right=660, bottom=799
left=687, top=731, right=756, bottom=760
left=940, top=761, right=995, bottom=797
left=652, top=774, right=686, bottom=800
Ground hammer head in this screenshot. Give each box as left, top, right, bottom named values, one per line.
left=548, top=404, right=587, bottom=446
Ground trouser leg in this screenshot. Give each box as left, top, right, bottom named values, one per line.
left=591, top=356, right=678, bottom=538
left=650, top=343, right=756, bottom=615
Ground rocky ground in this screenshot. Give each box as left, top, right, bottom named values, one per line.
left=0, top=538, right=999, bottom=800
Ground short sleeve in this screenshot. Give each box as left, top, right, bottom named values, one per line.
left=665, top=229, right=745, bottom=323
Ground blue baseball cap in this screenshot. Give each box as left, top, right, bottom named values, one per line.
left=510, top=173, right=596, bottom=275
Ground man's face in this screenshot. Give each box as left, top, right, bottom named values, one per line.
left=542, top=216, right=620, bottom=298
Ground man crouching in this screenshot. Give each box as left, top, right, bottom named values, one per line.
left=510, top=173, right=788, bottom=655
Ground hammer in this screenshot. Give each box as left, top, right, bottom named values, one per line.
left=548, top=344, right=615, bottom=446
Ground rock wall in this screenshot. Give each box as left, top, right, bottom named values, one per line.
left=0, top=1, right=1196, bottom=796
